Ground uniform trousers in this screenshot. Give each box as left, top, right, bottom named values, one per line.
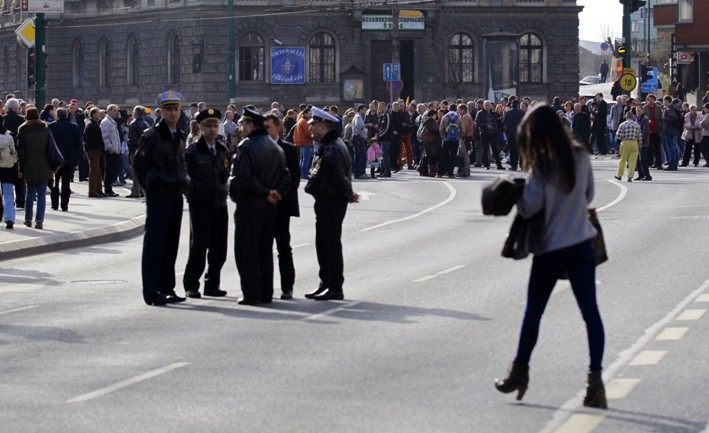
left=142, top=191, right=183, bottom=301
left=234, top=202, right=277, bottom=302
left=183, top=203, right=228, bottom=293
left=275, top=207, right=295, bottom=292
left=314, top=196, right=348, bottom=292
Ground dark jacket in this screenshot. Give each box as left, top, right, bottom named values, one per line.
left=503, top=108, right=525, bottom=140
left=17, top=120, right=54, bottom=183
left=377, top=111, right=393, bottom=141
left=3, top=111, right=25, bottom=142
left=662, top=104, right=681, bottom=136
left=364, top=109, right=379, bottom=139
left=572, top=111, right=592, bottom=146
left=593, top=100, right=608, bottom=133
left=305, top=129, right=354, bottom=200
left=185, top=136, right=230, bottom=209
left=475, top=109, right=498, bottom=137
left=128, top=116, right=150, bottom=154
left=229, top=128, right=289, bottom=205
left=83, top=119, right=105, bottom=152
left=48, top=118, right=83, bottom=168
left=178, top=112, right=190, bottom=136
left=132, top=120, right=188, bottom=195
left=276, top=137, right=301, bottom=217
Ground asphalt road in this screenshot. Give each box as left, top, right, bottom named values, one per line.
left=1, top=160, right=709, bottom=433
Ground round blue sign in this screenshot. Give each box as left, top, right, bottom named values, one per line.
left=600, top=42, right=609, bottom=51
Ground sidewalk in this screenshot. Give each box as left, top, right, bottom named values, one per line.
left=0, top=180, right=146, bottom=261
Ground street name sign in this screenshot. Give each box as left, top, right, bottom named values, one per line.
left=21, top=0, right=64, bottom=13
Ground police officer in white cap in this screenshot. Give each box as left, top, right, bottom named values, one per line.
left=304, top=107, right=360, bottom=301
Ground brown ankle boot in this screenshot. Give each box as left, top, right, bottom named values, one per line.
left=583, top=370, right=608, bottom=409
left=494, top=363, right=529, bottom=401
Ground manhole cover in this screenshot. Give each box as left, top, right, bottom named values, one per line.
left=70, top=280, right=128, bottom=285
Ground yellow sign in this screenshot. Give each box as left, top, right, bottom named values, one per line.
left=14, top=18, right=35, bottom=48
left=623, top=68, right=636, bottom=75
left=620, top=73, right=637, bottom=92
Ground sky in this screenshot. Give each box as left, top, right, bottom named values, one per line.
left=577, top=0, right=624, bottom=42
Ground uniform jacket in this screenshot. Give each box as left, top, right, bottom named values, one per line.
left=185, top=136, right=230, bottom=209
left=100, top=116, right=122, bottom=153
left=305, top=129, right=354, bottom=200
left=276, top=137, right=301, bottom=217
left=48, top=118, right=83, bottom=168
left=133, top=120, right=188, bottom=195
left=83, top=119, right=105, bottom=152
left=229, top=128, right=289, bottom=205
left=17, top=120, right=54, bottom=183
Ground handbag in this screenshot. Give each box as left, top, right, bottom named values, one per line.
left=588, top=208, right=608, bottom=265
left=481, top=174, right=525, bottom=216
left=501, top=210, right=545, bottom=260
left=46, top=130, right=65, bottom=171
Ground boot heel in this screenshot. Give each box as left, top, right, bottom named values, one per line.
left=516, top=385, right=528, bottom=401
left=583, top=370, right=608, bottom=409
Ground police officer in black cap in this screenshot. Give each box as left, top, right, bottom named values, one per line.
left=183, top=108, right=230, bottom=299
left=133, top=90, right=188, bottom=306
left=229, top=106, right=290, bottom=305
left=304, top=107, right=360, bottom=301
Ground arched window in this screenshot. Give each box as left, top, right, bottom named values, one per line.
left=167, top=32, right=180, bottom=84
left=519, top=33, right=543, bottom=83
left=448, top=32, right=474, bottom=83
left=308, top=32, right=335, bottom=83
left=238, top=32, right=264, bottom=81
left=72, top=39, right=84, bottom=88
left=127, top=34, right=140, bottom=86
left=98, top=37, right=110, bottom=87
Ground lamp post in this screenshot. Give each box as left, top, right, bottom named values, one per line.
left=227, top=0, right=236, bottom=104
left=35, top=13, right=46, bottom=107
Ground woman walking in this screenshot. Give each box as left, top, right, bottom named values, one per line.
left=0, top=117, right=18, bottom=229
left=494, top=104, right=607, bottom=409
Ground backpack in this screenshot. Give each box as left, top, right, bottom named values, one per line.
left=444, top=112, right=460, bottom=142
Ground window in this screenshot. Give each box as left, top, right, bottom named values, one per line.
left=678, top=0, right=693, bottom=22
left=238, top=32, right=264, bottom=81
left=167, top=32, right=180, bottom=84
left=98, top=37, right=110, bottom=87
left=519, top=33, right=543, bottom=83
left=72, top=39, right=84, bottom=88
left=448, top=32, right=474, bottom=83
left=308, top=32, right=335, bottom=83
left=127, top=34, right=140, bottom=86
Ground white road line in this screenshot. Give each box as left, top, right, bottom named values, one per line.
left=0, top=305, right=38, bottom=316
left=676, top=309, right=707, bottom=321
left=304, top=301, right=361, bottom=321
left=539, top=278, right=709, bottom=433
left=413, top=275, right=438, bottom=283
left=66, top=362, right=190, bottom=403
left=597, top=179, right=628, bottom=212
left=629, top=350, right=667, bottom=366
left=605, top=378, right=641, bottom=399
left=695, top=294, right=709, bottom=303
left=552, top=414, right=605, bottom=433
left=362, top=181, right=456, bottom=232
left=655, top=327, right=689, bottom=341
left=437, top=265, right=466, bottom=275
left=292, top=243, right=310, bottom=249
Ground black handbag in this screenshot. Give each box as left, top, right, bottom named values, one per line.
left=482, top=174, right=525, bottom=216
left=46, top=130, right=65, bottom=171
left=501, top=210, right=545, bottom=260
left=588, top=208, right=608, bottom=265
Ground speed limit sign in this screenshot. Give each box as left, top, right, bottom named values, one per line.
left=620, top=73, right=637, bottom=92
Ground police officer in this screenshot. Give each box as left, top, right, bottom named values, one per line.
left=133, top=90, right=188, bottom=306
left=304, top=107, right=360, bottom=301
left=229, top=106, right=290, bottom=305
left=183, top=108, right=230, bottom=299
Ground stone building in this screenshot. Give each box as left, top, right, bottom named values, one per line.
left=0, top=0, right=583, bottom=108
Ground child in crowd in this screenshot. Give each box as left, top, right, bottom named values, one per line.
left=367, top=138, right=383, bottom=179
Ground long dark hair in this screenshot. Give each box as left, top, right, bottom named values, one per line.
left=516, top=103, right=586, bottom=193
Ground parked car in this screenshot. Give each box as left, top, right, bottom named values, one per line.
left=579, top=75, right=601, bottom=86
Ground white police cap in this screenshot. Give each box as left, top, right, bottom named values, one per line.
left=308, top=106, right=339, bottom=125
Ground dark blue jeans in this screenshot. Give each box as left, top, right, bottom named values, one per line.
left=353, top=136, right=367, bottom=177
left=514, top=239, right=605, bottom=372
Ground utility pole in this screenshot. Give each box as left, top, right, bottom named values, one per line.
left=227, top=0, right=236, bottom=104
left=390, top=1, right=400, bottom=104
left=622, top=0, right=632, bottom=68
left=35, top=13, right=46, bottom=107
left=645, top=0, right=651, bottom=64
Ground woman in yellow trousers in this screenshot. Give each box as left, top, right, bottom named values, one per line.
left=614, top=111, right=640, bottom=182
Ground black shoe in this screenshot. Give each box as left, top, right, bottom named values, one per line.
left=304, top=286, right=327, bottom=299
left=495, top=363, right=529, bottom=401
left=633, top=176, right=643, bottom=181
left=165, top=292, right=186, bottom=303
left=125, top=194, right=140, bottom=198
left=627, top=178, right=632, bottom=183
left=313, top=288, right=344, bottom=301
left=144, top=294, right=170, bottom=306
left=281, top=290, right=293, bottom=300
left=51, top=206, right=58, bottom=211
left=613, top=175, right=621, bottom=181
left=583, top=371, right=608, bottom=409
left=484, top=167, right=490, bottom=170
left=185, top=289, right=201, bottom=299
left=106, top=192, right=120, bottom=197
left=237, top=297, right=260, bottom=305
left=497, top=165, right=505, bottom=170
left=204, top=288, right=227, bottom=297
left=6, top=221, right=13, bottom=229
left=642, top=176, right=652, bottom=181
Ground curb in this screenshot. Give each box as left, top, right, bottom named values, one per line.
left=0, top=215, right=145, bottom=261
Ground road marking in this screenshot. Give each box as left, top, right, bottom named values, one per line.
left=552, top=414, right=605, bottom=433
left=596, top=179, right=628, bottom=212
left=304, top=301, right=361, bottom=321
left=67, top=362, right=190, bottom=403
left=629, top=350, right=667, bottom=366
left=413, top=275, right=438, bottom=283
left=655, top=327, right=689, bottom=341
left=539, top=278, right=709, bottom=433
left=437, top=265, right=466, bottom=275
left=676, top=309, right=706, bottom=321
left=357, top=191, right=379, bottom=201
left=695, top=294, right=709, bottom=303
left=292, top=243, right=310, bottom=249
left=0, top=305, right=38, bottom=316
left=605, top=378, right=641, bottom=399
left=362, top=181, right=456, bottom=232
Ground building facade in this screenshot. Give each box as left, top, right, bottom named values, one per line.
left=0, top=0, right=583, bottom=108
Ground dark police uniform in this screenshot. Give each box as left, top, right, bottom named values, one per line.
left=183, top=109, right=231, bottom=298
left=275, top=135, right=301, bottom=299
left=304, top=107, right=356, bottom=301
left=133, top=90, right=188, bottom=306
left=229, top=106, right=290, bottom=305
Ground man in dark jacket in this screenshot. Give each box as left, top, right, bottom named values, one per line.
left=502, top=100, right=525, bottom=171
left=572, top=102, right=592, bottom=152
left=133, top=90, right=189, bottom=306
left=376, top=101, right=393, bottom=177
left=229, top=106, right=290, bottom=305
left=662, top=96, right=681, bottom=170
left=475, top=100, right=502, bottom=170
left=264, top=113, right=301, bottom=300
left=127, top=106, right=149, bottom=198
left=48, top=108, right=83, bottom=211
left=183, top=108, right=230, bottom=299
left=303, top=107, right=360, bottom=301
left=3, top=98, right=26, bottom=208
left=83, top=106, right=105, bottom=197
left=593, top=93, right=609, bottom=155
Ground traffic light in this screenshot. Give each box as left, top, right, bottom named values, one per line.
left=615, top=44, right=627, bottom=58
left=619, top=0, right=647, bottom=13
left=27, top=47, right=35, bottom=88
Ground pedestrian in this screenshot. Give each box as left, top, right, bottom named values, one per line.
left=83, top=107, right=105, bottom=197
left=662, top=96, right=681, bottom=171
left=264, top=113, right=301, bottom=300
left=303, top=107, right=360, bottom=301
left=0, top=116, right=17, bottom=229
left=593, top=93, right=609, bottom=155
left=680, top=105, right=703, bottom=167
left=702, top=103, right=709, bottom=166
left=183, top=108, right=230, bottom=299
left=48, top=108, right=83, bottom=211
left=351, top=104, right=368, bottom=179
left=3, top=98, right=26, bottom=208
left=494, top=104, right=606, bottom=409
left=126, top=106, right=149, bottom=198
left=439, top=105, right=462, bottom=177
left=367, top=138, right=383, bottom=179
left=614, top=111, right=641, bottom=182
left=503, top=99, right=525, bottom=171
left=475, top=100, right=502, bottom=170
left=293, top=106, right=314, bottom=179
left=133, top=90, right=189, bottom=306
left=599, top=59, right=609, bottom=83
left=229, top=106, right=290, bottom=305
left=571, top=102, right=592, bottom=152
left=100, top=104, right=122, bottom=197
left=17, top=107, right=56, bottom=230
left=40, top=104, right=55, bottom=123
left=634, top=106, right=652, bottom=181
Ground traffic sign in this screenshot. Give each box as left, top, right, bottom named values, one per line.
left=15, top=18, right=35, bottom=48
left=641, top=82, right=658, bottom=93
left=383, top=63, right=400, bottom=82
left=386, top=80, right=404, bottom=95
left=620, top=73, right=637, bottom=92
